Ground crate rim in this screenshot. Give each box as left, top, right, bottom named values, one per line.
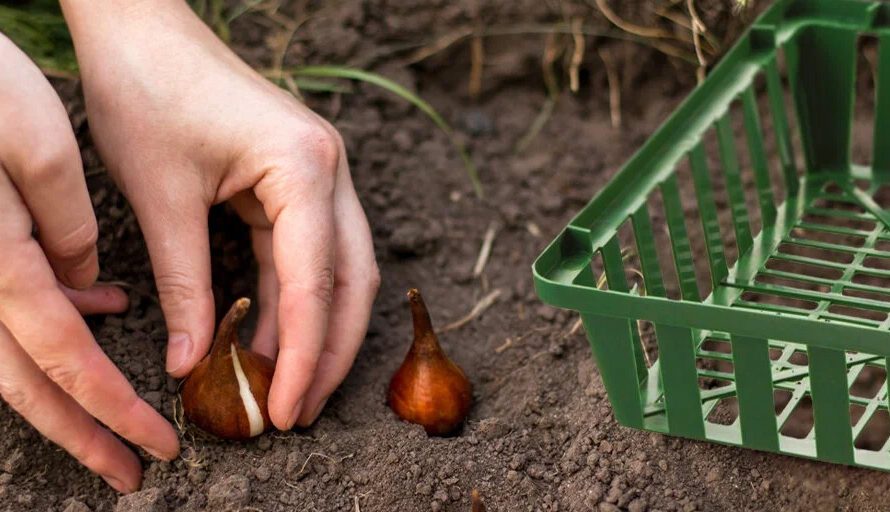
left=532, top=0, right=890, bottom=353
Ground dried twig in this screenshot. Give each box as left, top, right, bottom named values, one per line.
left=564, top=317, right=584, bottom=338
left=516, top=32, right=561, bottom=152
left=526, top=222, right=542, bottom=237
left=473, top=222, right=499, bottom=278
left=354, top=496, right=361, bottom=512
left=597, top=47, right=622, bottom=129
left=405, top=27, right=475, bottom=65
left=469, top=33, right=485, bottom=98
left=441, top=289, right=503, bottom=332
left=593, top=0, right=674, bottom=40
left=569, top=18, right=585, bottom=93
left=495, top=337, right=514, bottom=353
left=393, top=23, right=697, bottom=68
left=686, top=0, right=707, bottom=83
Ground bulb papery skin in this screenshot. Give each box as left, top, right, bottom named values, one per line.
left=388, top=289, right=472, bottom=436
left=180, top=298, right=275, bottom=440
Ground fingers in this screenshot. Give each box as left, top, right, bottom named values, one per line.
left=0, top=322, right=142, bottom=493
left=254, top=151, right=338, bottom=430
left=250, top=228, right=280, bottom=360
left=0, top=34, right=99, bottom=290
left=0, top=275, right=181, bottom=461
left=0, top=171, right=180, bottom=464
left=297, top=160, right=379, bottom=426
left=62, top=284, right=130, bottom=316
left=133, top=193, right=214, bottom=377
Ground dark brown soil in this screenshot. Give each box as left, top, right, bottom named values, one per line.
left=3, top=1, right=890, bottom=511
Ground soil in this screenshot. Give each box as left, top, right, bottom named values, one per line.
left=3, top=1, right=890, bottom=511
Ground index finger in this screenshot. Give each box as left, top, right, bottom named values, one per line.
left=0, top=254, right=180, bottom=461
left=0, top=168, right=179, bottom=460
left=266, top=197, right=336, bottom=430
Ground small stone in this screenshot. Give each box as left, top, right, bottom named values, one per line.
left=115, top=487, right=166, bottom=512
left=257, top=436, right=272, bottom=451
left=62, top=498, right=92, bottom=512
left=147, top=376, right=163, bottom=391
left=207, top=475, right=250, bottom=509
left=254, top=465, right=271, bottom=483
left=285, top=451, right=304, bottom=476
left=705, top=468, right=721, bottom=484
left=599, top=503, right=621, bottom=512
left=624, top=497, right=646, bottom=512
left=526, top=464, right=546, bottom=479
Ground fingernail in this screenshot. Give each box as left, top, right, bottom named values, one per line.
left=142, top=445, right=170, bottom=461
left=101, top=474, right=131, bottom=494
left=286, top=399, right=304, bottom=430
left=166, top=333, right=192, bottom=374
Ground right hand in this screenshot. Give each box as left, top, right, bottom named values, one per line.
left=0, top=33, right=179, bottom=493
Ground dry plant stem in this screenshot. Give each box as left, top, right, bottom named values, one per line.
left=598, top=47, right=622, bottom=129
left=468, top=33, right=484, bottom=99
left=399, top=24, right=697, bottom=69
left=269, top=2, right=310, bottom=87
left=569, top=18, right=584, bottom=93
left=516, top=32, right=561, bottom=152
left=686, top=0, right=707, bottom=83
left=565, top=317, right=584, bottom=338
left=441, top=288, right=503, bottom=333
left=473, top=222, right=498, bottom=278
left=592, top=0, right=674, bottom=40
left=650, top=2, right=719, bottom=54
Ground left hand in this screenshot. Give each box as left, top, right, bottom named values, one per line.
left=60, top=0, right=380, bottom=429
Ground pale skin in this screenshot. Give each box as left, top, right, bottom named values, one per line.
left=0, top=0, right=379, bottom=493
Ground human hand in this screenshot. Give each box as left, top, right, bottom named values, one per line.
left=0, top=33, right=179, bottom=493
left=60, top=0, right=380, bottom=429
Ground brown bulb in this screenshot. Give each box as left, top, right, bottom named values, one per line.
left=388, top=288, right=472, bottom=435
left=180, top=298, right=275, bottom=440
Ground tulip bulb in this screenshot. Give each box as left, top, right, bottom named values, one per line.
left=181, top=298, right=275, bottom=440
left=388, top=288, right=472, bottom=435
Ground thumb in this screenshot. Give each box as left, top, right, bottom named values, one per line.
left=136, top=197, right=215, bottom=378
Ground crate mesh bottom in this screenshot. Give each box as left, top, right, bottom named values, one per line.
left=640, top=176, right=890, bottom=464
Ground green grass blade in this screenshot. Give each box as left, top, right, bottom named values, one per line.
left=291, top=65, right=483, bottom=198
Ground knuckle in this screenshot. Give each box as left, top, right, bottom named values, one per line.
left=47, top=220, right=98, bottom=262
left=294, top=123, right=340, bottom=174
left=284, top=266, right=335, bottom=311
left=0, top=378, right=35, bottom=416
left=310, top=266, right=335, bottom=310
left=155, top=270, right=204, bottom=308
left=23, top=144, right=78, bottom=184
left=43, top=359, right=87, bottom=397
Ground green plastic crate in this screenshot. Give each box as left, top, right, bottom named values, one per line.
left=533, top=0, right=890, bottom=470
